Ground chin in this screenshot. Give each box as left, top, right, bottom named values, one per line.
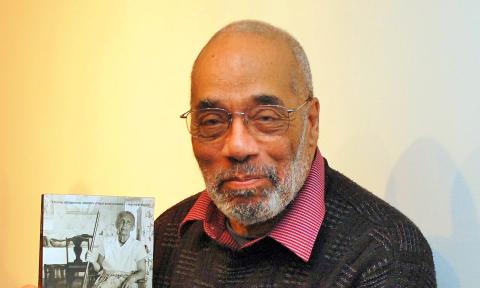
left=213, top=189, right=290, bottom=226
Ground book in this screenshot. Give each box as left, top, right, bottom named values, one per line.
left=39, top=194, right=155, bottom=288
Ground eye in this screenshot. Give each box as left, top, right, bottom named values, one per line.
left=194, top=110, right=228, bottom=127
left=199, top=114, right=224, bottom=126
left=251, top=108, right=283, bottom=122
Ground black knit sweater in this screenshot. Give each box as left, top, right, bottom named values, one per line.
left=153, top=164, right=436, bottom=287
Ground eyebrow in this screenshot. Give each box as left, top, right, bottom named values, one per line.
left=253, top=94, right=284, bottom=106
left=196, top=99, right=219, bottom=109
left=195, top=94, right=284, bottom=110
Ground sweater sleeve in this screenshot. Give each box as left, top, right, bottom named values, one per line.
left=354, top=220, right=437, bottom=287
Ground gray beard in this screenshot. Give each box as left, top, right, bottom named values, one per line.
left=202, top=116, right=311, bottom=226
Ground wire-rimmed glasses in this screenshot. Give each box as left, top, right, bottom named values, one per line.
left=180, top=96, right=313, bottom=140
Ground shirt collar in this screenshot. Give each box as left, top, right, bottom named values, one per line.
left=179, top=148, right=326, bottom=262
left=269, top=149, right=325, bottom=261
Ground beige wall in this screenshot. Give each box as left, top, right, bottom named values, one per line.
left=1, top=1, right=479, bottom=287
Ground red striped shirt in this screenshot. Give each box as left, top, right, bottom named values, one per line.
left=179, top=149, right=325, bottom=262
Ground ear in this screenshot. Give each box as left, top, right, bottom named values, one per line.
left=307, top=98, right=320, bottom=149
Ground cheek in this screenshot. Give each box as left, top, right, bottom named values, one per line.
left=192, top=139, right=223, bottom=168
left=266, top=141, right=296, bottom=176
left=263, top=127, right=304, bottom=170
left=262, top=138, right=292, bottom=158
left=255, top=135, right=297, bottom=174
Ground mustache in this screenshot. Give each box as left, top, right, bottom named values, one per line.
left=213, top=163, right=279, bottom=188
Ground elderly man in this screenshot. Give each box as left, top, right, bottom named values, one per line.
left=87, top=211, right=147, bottom=288
left=153, top=20, right=436, bottom=287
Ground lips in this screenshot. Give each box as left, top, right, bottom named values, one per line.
left=220, top=175, right=269, bottom=190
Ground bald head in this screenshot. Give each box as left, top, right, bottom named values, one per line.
left=191, top=20, right=313, bottom=101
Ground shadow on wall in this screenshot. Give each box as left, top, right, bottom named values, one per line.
left=386, top=138, right=480, bottom=288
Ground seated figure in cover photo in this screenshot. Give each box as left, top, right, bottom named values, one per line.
left=86, top=211, right=147, bottom=288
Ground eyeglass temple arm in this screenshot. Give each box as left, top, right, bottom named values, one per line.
left=287, top=96, right=314, bottom=113
left=179, top=111, right=190, bottom=118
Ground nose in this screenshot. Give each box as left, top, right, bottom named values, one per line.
left=221, top=116, right=259, bottom=162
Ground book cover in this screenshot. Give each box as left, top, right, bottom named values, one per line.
left=39, top=194, right=155, bottom=288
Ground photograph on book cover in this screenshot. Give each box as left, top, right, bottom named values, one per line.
left=41, top=194, right=154, bottom=288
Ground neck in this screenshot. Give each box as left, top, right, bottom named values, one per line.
left=118, top=234, right=129, bottom=244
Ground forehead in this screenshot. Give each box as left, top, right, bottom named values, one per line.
left=117, top=214, right=134, bottom=222
left=191, top=33, right=299, bottom=109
